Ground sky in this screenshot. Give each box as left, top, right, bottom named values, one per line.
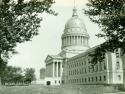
left=8, top=0, right=105, bottom=79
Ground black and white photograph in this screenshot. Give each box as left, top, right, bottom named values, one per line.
left=0, top=0, right=125, bottom=94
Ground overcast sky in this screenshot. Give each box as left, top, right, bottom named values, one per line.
left=8, top=0, right=105, bottom=79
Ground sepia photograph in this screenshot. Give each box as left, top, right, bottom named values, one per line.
left=0, top=0, right=125, bottom=94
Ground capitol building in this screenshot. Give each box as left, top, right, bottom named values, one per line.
left=43, top=8, right=125, bottom=86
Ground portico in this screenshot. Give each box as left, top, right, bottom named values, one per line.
left=45, top=55, right=63, bottom=85
left=53, top=61, right=62, bottom=78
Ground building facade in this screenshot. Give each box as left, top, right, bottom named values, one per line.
left=44, top=8, right=125, bottom=85
left=66, top=48, right=124, bottom=85
left=40, top=68, right=46, bottom=79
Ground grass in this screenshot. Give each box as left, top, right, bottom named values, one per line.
left=0, top=84, right=125, bottom=94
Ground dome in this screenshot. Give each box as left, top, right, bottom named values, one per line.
left=60, top=8, right=90, bottom=58
left=65, top=16, right=86, bottom=29
left=64, top=8, right=87, bottom=33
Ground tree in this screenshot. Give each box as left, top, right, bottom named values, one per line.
left=84, top=0, right=125, bottom=63
left=24, top=68, right=36, bottom=83
left=1, top=66, right=23, bottom=84
left=0, top=0, right=56, bottom=75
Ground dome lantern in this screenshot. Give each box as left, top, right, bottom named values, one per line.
left=72, top=8, right=78, bottom=17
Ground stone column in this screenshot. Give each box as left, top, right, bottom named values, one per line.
left=69, top=36, right=71, bottom=45
left=58, top=62, right=60, bottom=77
left=72, top=36, right=73, bottom=45
left=55, top=62, right=57, bottom=77
left=60, top=62, right=62, bottom=77
left=81, top=36, right=83, bottom=45
left=64, top=37, right=66, bottom=47
left=62, top=38, right=64, bottom=48
left=53, top=62, right=55, bottom=77
left=71, top=36, right=73, bottom=45
left=67, top=36, right=69, bottom=45
left=75, top=36, right=77, bottom=45
left=77, top=36, right=79, bottom=45
left=73, top=36, right=75, bottom=45
left=83, top=37, right=84, bottom=45
left=57, top=62, right=58, bottom=77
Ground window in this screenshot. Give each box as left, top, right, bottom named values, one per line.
left=99, top=76, right=102, bottom=81
left=77, top=79, right=78, bottom=83
left=85, top=78, right=86, bottom=83
left=116, top=53, right=120, bottom=58
left=82, top=62, right=83, bottom=66
left=85, top=68, right=86, bottom=73
left=104, top=63, right=106, bottom=70
left=91, top=65, right=94, bottom=72
left=116, top=49, right=120, bottom=58
left=69, top=71, right=70, bottom=75
left=77, top=63, right=78, bottom=67
left=92, top=77, right=94, bottom=82
left=62, top=80, right=64, bottom=84
left=104, top=76, right=106, bottom=81
left=85, top=61, right=86, bottom=66
left=96, top=65, right=98, bottom=72
left=89, top=66, right=91, bottom=72
left=96, top=77, right=98, bottom=82
left=118, top=75, right=121, bottom=80
left=116, top=62, right=120, bottom=69
left=79, top=79, right=81, bottom=83
left=99, top=62, right=102, bottom=71
left=89, top=77, right=90, bottom=82
left=82, top=68, right=84, bottom=74
left=75, top=69, right=76, bottom=75
left=82, top=78, right=84, bottom=83
left=77, top=69, right=79, bottom=74
left=55, top=80, right=56, bottom=84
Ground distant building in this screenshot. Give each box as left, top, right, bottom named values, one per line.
left=44, top=8, right=125, bottom=85
left=40, top=68, right=45, bottom=79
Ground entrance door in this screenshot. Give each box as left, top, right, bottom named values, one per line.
left=46, top=81, right=51, bottom=85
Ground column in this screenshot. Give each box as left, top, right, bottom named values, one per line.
left=69, top=36, right=71, bottom=45
left=53, top=62, right=55, bottom=77
left=64, top=37, right=66, bottom=47
left=58, top=62, right=60, bottom=77
left=71, top=36, right=73, bottom=45
left=63, top=37, right=65, bottom=47
left=73, top=36, right=75, bottom=45
left=67, top=36, right=69, bottom=46
left=75, top=36, right=77, bottom=45
left=60, top=62, right=62, bottom=76
left=81, top=36, right=83, bottom=45
left=77, top=36, right=79, bottom=45
left=81, top=36, right=82, bottom=45
left=55, top=62, right=57, bottom=77
left=57, top=62, right=58, bottom=77
left=83, top=37, right=85, bottom=45
left=72, top=36, right=73, bottom=45
left=62, top=38, right=64, bottom=47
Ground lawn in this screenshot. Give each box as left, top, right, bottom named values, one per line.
left=0, top=84, right=125, bottom=94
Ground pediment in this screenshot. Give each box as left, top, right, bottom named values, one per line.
left=45, top=55, right=53, bottom=63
